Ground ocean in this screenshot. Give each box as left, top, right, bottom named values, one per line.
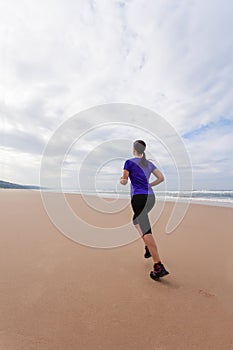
left=40, top=189, right=233, bottom=208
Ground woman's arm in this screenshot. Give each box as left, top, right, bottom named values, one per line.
left=120, top=169, right=129, bottom=185
left=149, top=168, right=164, bottom=187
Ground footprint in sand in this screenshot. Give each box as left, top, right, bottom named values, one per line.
left=198, top=289, right=216, bottom=297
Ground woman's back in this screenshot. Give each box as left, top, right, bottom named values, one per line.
left=123, top=157, right=157, bottom=196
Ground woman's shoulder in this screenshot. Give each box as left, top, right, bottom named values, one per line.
left=123, top=157, right=139, bottom=169
left=147, top=159, right=157, bottom=169
left=125, top=157, right=138, bottom=163
left=123, top=158, right=135, bottom=170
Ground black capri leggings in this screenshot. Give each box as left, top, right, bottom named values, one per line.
left=131, top=194, right=156, bottom=236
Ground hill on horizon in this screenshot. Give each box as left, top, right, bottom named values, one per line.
left=0, top=180, right=41, bottom=190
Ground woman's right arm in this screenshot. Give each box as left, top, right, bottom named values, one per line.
left=120, top=169, right=129, bottom=185
left=149, top=168, right=164, bottom=187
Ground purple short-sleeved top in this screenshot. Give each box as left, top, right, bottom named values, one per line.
left=123, top=157, right=157, bottom=196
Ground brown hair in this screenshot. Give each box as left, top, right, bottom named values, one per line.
left=133, top=140, right=148, bottom=167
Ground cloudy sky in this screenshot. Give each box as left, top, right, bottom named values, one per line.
left=1, top=0, right=233, bottom=190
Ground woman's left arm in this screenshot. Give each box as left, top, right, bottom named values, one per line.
left=149, top=168, right=165, bottom=187
left=120, top=169, right=129, bottom=185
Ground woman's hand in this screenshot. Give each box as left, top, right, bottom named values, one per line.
left=120, top=177, right=128, bottom=185
left=120, top=169, right=129, bottom=185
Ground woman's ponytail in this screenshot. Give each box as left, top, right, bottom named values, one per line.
left=134, top=140, right=148, bottom=167
left=139, top=150, right=147, bottom=167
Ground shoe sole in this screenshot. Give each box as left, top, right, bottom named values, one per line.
left=150, top=271, right=160, bottom=281
left=150, top=270, right=169, bottom=281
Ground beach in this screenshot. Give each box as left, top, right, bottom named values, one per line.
left=0, top=189, right=233, bottom=350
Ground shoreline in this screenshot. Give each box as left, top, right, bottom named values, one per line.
left=2, top=187, right=233, bottom=208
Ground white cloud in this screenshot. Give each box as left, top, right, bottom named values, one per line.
left=1, top=0, right=233, bottom=189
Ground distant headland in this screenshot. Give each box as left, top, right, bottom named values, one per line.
left=0, top=180, right=41, bottom=190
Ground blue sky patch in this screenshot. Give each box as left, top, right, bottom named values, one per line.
left=182, top=117, right=233, bottom=139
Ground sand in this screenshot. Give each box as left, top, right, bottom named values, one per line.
left=0, top=189, right=233, bottom=350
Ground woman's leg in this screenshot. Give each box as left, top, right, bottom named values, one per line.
left=142, top=233, right=161, bottom=263
left=134, top=223, right=161, bottom=263
left=131, top=195, right=152, bottom=235
left=143, top=194, right=161, bottom=262
left=131, top=195, right=161, bottom=263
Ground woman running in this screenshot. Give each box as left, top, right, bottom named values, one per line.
left=120, top=140, right=169, bottom=280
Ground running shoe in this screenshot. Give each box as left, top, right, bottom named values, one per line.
left=144, top=245, right=151, bottom=259
left=150, top=262, right=169, bottom=280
